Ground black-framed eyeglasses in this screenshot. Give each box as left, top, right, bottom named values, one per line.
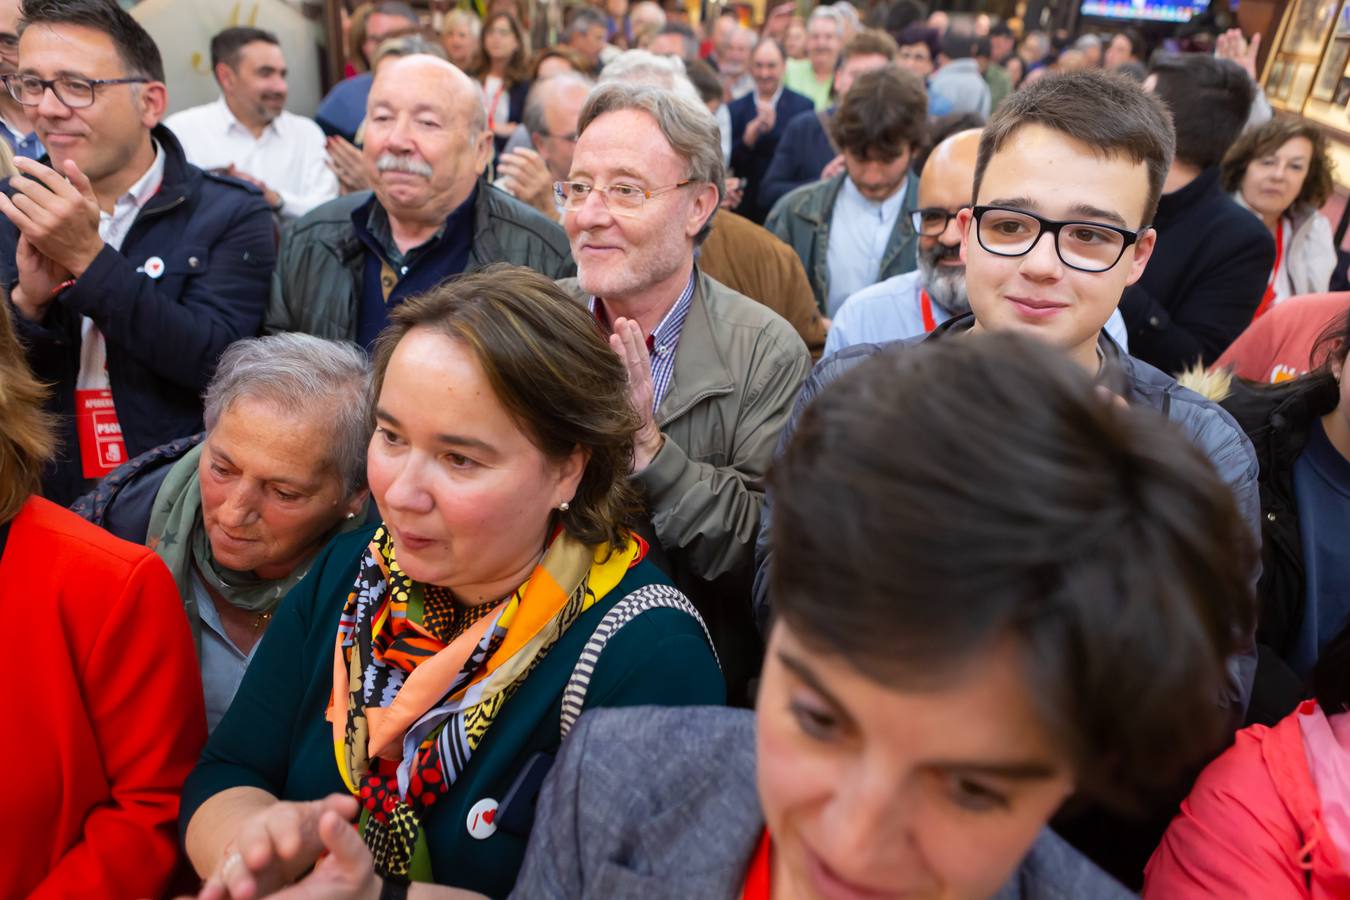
left=971, top=205, right=1142, bottom=273
left=909, top=206, right=963, bottom=237
left=3, top=73, right=151, bottom=109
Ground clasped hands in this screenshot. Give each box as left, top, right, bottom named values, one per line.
left=0, top=155, right=104, bottom=321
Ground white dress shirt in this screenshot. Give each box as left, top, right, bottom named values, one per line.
left=825, top=175, right=908, bottom=316
left=165, top=97, right=337, bottom=221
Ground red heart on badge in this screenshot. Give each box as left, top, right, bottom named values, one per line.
left=483, top=809, right=495, bottom=825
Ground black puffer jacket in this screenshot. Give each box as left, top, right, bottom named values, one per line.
left=1220, top=372, right=1341, bottom=658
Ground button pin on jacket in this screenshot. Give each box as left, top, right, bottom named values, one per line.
left=467, top=798, right=499, bottom=840
left=142, top=256, right=165, bottom=279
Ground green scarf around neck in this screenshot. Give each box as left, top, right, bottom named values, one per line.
left=146, top=442, right=364, bottom=648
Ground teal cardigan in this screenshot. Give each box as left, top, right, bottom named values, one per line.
left=180, top=526, right=725, bottom=898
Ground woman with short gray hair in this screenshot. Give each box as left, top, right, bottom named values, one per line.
left=74, top=332, right=372, bottom=732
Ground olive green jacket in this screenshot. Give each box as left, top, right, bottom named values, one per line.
left=560, top=271, right=810, bottom=697
left=764, top=172, right=920, bottom=314
left=264, top=180, right=575, bottom=339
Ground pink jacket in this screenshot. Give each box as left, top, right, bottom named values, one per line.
left=1144, top=700, right=1350, bottom=898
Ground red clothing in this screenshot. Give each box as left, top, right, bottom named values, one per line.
left=2, top=496, right=205, bottom=898
left=1144, top=700, right=1350, bottom=899
left=1213, top=292, right=1350, bottom=384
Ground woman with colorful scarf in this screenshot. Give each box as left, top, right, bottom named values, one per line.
left=73, top=333, right=373, bottom=732
left=180, top=265, right=724, bottom=898
left=238, top=333, right=1260, bottom=900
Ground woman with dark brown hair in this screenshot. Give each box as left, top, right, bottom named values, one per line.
left=1222, top=119, right=1338, bottom=313
left=0, top=304, right=206, bottom=897
left=180, top=266, right=722, bottom=898
left=474, top=12, right=531, bottom=154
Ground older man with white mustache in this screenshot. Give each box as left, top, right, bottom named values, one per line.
left=264, top=54, right=575, bottom=347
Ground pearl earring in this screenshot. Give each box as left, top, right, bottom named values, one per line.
left=559, top=501, right=570, bottom=512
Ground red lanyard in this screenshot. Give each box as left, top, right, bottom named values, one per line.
left=741, top=829, right=772, bottom=900
left=920, top=289, right=937, bottom=333
left=1254, top=219, right=1285, bottom=321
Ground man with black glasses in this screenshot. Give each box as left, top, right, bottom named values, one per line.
left=0, top=0, right=275, bottom=505
left=0, top=0, right=37, bottom=159
left=755, top=70, right=1260, bottom=723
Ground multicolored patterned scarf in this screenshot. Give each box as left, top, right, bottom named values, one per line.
left=327, top=524, right=645, bottom=881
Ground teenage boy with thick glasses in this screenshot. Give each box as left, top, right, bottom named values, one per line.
left=755, top=70, right=1260, bottom=722
left=0, top=0, right=276, bottom=506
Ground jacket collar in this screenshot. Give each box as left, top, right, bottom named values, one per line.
left=130, top=124, right=197, bottom=218
left=658, top=268, right=736, bottom=426
left=1154, top=166, right=1221, bottom=226
left=338, top=178, right=496, bottom=269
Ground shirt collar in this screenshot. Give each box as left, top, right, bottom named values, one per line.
left=840, top=174, right=907, bottom=218
left=758, top=85, right=784, bottom=107
left=588, top=268, right=696, bottom=352
left=119, top=139, right=166, bottom=211
left=214, top=95, right=280, bottom=139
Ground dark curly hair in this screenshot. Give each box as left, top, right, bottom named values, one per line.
left=370, top=265, right=642, bottom=555
left=830, top=64, right=927, bottom=161
left=1221, top=118, right=1336, bottom=213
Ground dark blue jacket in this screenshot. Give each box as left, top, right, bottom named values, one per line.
left=1, top=125, right=277, bottom=505
left=1119, top=167, right=1275, bottom=375
left=758, top=105, right=835, bottom=213
left=729, top=87, right=814, bottom=224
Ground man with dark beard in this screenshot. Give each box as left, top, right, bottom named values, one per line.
left=165, top=28, right=336, bottom=223
left=825, top=128, right=1130, bottom=353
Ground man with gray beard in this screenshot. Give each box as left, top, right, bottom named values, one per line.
left=825, top=129, right=1130, bottom=353
left=264, top=54, right=574, bottom=347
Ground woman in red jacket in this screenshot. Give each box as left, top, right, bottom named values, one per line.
left=1145, top=620, right=1350, bottom=898
left=0, top=306, right=206, bottom=897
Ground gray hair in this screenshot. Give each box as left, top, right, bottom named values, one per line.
left=523, top=71, right=595, bottom=136
left=808, top=5, right=846, bottom=36
left=597, top=50, right=702, bottom=105
left=564, top=6, right=607, bottom=39
left=441, top=8, right=481, bottom=38
left=630, top=1, right=666, bottom=32
left=372, top=35, right=449, bottom=69
left=578, top=81, right=724, bottom=243
left=204, top=334, right=372, bottom=496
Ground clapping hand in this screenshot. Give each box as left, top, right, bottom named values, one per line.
left=610, top=317, right=664, bottom=472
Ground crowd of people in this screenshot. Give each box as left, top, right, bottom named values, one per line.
left=5, top=0, right=1350, bottom=896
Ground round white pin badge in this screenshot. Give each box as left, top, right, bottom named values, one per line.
left=143, top=256, right=165, bottom=279
left=466, top=798, right=499, bottom=840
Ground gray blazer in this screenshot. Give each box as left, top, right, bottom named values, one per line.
left=508, top=706, right=1136, bottom=899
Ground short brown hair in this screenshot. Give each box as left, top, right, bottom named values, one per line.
left=1221, top=118, right=1336, bottom=212
left=371, top=265, right=641, bottom=553
left=974, top=69, right=1175, bottom=226
left=830, top=65, right=927, bottom=161
left=0, top=305, right=54, bottom=523
left=771, top=332, right=1255, bottom=811
left=840, top=27, right=899, bottom=64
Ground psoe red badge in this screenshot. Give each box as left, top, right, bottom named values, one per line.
left=142, top=256, right=165, bottom=279
left=74, top=387, right=128, bottom=478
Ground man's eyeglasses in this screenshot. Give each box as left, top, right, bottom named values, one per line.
left=909, top=206, right=963, bottom=236
left=971, top=205, right=1142, bottom=273
left=3, top=73, right=151, bottom=109
left=536, top=130, right=578, bottom=144
left=554, top=180, right=692, bottom=213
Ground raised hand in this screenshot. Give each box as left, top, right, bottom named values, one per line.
left=610, top=316, right=664, bottom=472
left=0, top=156, right=104, bottom=277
